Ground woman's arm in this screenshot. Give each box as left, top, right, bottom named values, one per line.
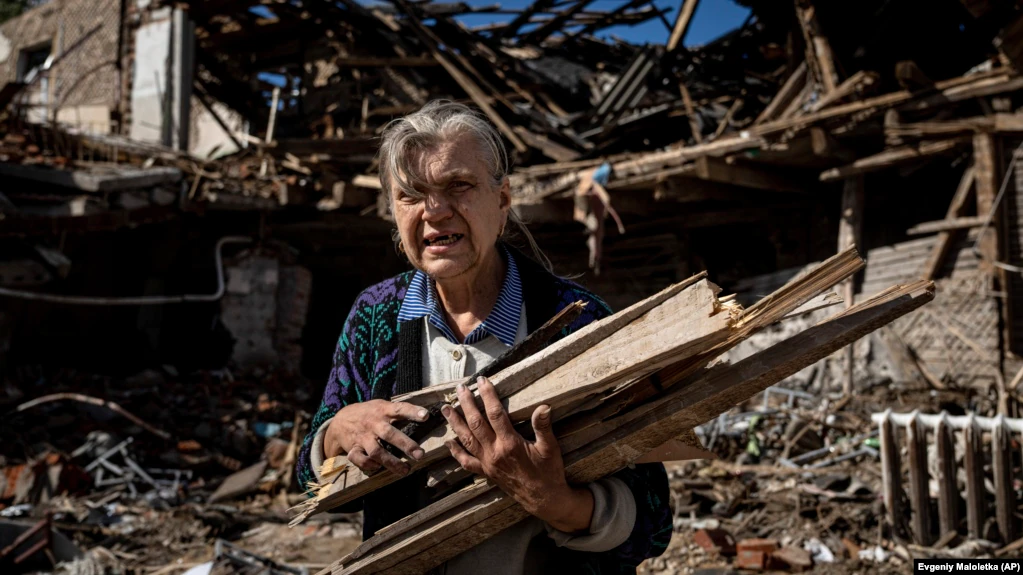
left=603, top=463, right=673, bottom=568
left=295, top=325, right=361, bottom=490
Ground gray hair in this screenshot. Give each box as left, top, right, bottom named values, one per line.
left=379, top=100, right=508, bottom=199
left=377, top=100, right=552, bottom=271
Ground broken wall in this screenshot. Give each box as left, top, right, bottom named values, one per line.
left=0, top=0, right=122, bottom=132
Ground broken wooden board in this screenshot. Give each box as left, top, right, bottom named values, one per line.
left=292, top=272, right=735, bottom=522
left=324, top=278, right=934, bottom=575
left=552, top=247, right=864, bottom=440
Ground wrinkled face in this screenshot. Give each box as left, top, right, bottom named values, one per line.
left=391, top=135, right=511, bottom=281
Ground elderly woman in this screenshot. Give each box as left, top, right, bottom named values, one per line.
left=296, top=101, right=671, bottom=573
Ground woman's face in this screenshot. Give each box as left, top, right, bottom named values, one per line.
left=391, top=135, right=510, bottom=282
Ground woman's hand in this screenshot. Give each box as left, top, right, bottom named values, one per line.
left=441, top=377, right=594, bottom=533
left=325, top=400, right=430, bottom=476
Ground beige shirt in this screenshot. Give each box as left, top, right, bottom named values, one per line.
left=310, top=307, right=637, bottom=573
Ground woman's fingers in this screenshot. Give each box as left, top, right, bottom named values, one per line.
left=477, top=377, right=514, bottom=436
left=456, top=382, right=496, bottom=445
left=362, top=435, right=411, bottom=476
left=375, top=421, right=425, bottom=461
left=442, top=403, right=481, bottom=456
left=389, top=401, right=431, bottom=423
left=446, top=440, right=484, bottom=475
left=346, top=445, right=381, bottom=473
left=531, top=404, right=559, bottom=459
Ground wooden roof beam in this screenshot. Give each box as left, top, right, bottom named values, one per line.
left=819, top=138, right=969, bottom=182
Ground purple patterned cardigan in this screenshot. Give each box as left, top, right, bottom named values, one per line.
left=296, top=247, right=672, bottom=573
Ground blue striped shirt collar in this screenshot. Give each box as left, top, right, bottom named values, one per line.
left=397, top=247, right=522, bottom=346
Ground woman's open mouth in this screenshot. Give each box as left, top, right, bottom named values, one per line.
left=424, top=234, right=464, bottom=247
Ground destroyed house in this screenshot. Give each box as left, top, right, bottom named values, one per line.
left=0, top=0, right=1021, bottom=409
left=4, top=0, right=1023, bottom=569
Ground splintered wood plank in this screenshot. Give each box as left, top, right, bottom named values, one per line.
left=296, top=274, right=728, bottom=520
left=554, top=247, right=865, bottom=439
left=880, top=414, right=903, bottom=539
left=936, top=418, right=960, bottom=536
left=396, top=272, right=707, bottom=407
left=560, top=281, right=936, bottom=475
left=994, top=423, right=1016, bottom=543
left=330, top=279, right=934, bottom=575
left=964, top=423, right=986, bottom=539
left=906, top=416, right=932, bottom=545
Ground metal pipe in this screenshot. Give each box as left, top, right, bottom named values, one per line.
left=0, top=236, right=251, bottom=305
left=872, top=409, right=1023, bottom=433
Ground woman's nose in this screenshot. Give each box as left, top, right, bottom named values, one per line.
left=422, top=191, right=453, bottom=220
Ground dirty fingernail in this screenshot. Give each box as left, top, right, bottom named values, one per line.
left=457, top=383, right=467, bottom=393
left=418, top=409, right=429, bottom=420
left=441, top=405, right=451, bottom=417
left=412, top=448, right=425, bottom=460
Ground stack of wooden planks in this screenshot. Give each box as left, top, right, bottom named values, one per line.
left=289, top=246, right=934, bottom=574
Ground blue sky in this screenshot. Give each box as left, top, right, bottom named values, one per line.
left=251, top=1, right=749, bottom=48
left=452, top=0, right=750, bottom=47
left=255, top=1, right=749, bottom=86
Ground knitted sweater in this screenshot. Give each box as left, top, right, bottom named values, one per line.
left=296, top=248, right=673, bottom=573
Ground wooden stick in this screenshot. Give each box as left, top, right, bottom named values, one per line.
left=907, top=215, right=986, bottom=235
left=752, top=68, right=1011, bottom=137
left=679, top=82, right=703, bottom=144
left=666, top=0, right=700, bottom=52
left=920, top=165, right=975, bottom=280
left=819, top=138, right=968, bottom=181
left=756, top=62, right=807, bottom=125
left=887, top=113, right=1023, bottom=139
left=13, top=392, right=172, bottom=440
left=809, top=70, right=879, bottom=112
left=795, top=0, right=839, bottom=93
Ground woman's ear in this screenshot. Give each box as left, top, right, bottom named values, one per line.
left=499, top=177, right=511, bottom=211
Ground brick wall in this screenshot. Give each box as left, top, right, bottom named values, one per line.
left=0, top=0, right=122, bottom=130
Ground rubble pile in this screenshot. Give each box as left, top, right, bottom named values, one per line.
left=0, top=366, right=365, bottom=574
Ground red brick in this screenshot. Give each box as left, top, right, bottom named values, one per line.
left=735, top=539, right=779, bottom=571
left=694, top=528, right=737, bottom=556
left=772, top=546, right=812, bottom=572
left=736, top=549, right=768, bottom=570
left=736, top=538, right=778, bottom=554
